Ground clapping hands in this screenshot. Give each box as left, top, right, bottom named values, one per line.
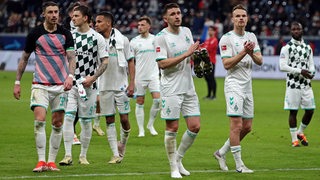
left=244, top=41, right=255, bottom=54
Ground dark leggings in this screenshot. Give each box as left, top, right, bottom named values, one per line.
left=204, top=63, right=217, bottom=98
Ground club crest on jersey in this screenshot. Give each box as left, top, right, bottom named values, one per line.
left=185, top=36, right=190, bottom=43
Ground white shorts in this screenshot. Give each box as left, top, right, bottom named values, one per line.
left=135, top=78, right=160, bottom=96
left=225, top=91, right=254, bottom=118
left=284, top=87, right=315, bottom=110
left=99, top=90, right=130, bottom=116
left=65, top=86, right=97, bottom=118
left=161, top=89, right=200, bottom=120
left=30, top=84, right=67, bottom=112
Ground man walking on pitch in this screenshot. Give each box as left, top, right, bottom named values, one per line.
left=13, top=1, right=76, bottom=172
left=130, top=16, right=160, bottom=137
left=95, top=11, right=135, bottom=164
left=155, top=3, right=201, bottom=178
left=59, top=5, right=109, bottom=166
left=213, top=4, right=263, bottom=173
left=279, top=21, right=315, bottom=147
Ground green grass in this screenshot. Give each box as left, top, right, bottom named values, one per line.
left=1, top=71, right=320, bottom=179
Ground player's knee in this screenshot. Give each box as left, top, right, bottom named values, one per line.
left=189, top=125, right=200, bottom=133
left=136, top=98, right=145, bottom=105
left=242, top=125, right=252, bottom=134
left=52, top=120, right=63, bottom=128
left=106, top=116, right=115, bottom=124
left=34, top=120, right=46, bottom=131
left=120, top=114, right=129, bottom=123
left=120, top=118, right=130, bottom=130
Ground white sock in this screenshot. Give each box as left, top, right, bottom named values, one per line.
left=80, top=118, right=92, bottom=157
left=147, top=99, right=160, bottom=128
left=165, top=131, right=178, bottom=172
left=106, top=123, right=118, bottom=156
left=34, top=120, right=46, bottom=162
left=93, top=113, right=100, bottom=127
left=290, top=127, right=298, bottom=142
left=63, top=114, right=74, bottom=157
left=48, top=125, right=62, bottom=162
left=120, top=127, right=130, bottom=145
left=231, top=145, right=243, bottom=169
left=135, top=104, right=145, bottom=133
left=219, top=138, right=230, bottom=156
left=176, top=130, right=196, bottom=176
left=297, top=122, right=307, bottom=134
left=176, top=130, right=197, bottom=160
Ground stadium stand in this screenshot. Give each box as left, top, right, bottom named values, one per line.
left=0, top=0, right=319, bottom=36
left=0, top=0, right=319, bottom=54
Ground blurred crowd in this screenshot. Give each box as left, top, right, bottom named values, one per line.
left=1, top=0, right=320, bottom=38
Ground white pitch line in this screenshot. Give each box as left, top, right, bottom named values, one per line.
left=1, top=168, right=320, bottom=179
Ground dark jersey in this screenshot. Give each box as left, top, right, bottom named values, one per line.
left=24, top=24, right=74, bottom=85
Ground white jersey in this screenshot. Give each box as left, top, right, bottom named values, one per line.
left=130, top=34, right=159, bottom=81
left=219, top=30, right=261, bottom=92
left=154, top=26, right=195, bottom=96
left=99, top=28, right=134, bottom=91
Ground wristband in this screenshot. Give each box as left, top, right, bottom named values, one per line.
left=68, top=74, right=74, bottom=78
left=15, top=80, right=20, bottom=85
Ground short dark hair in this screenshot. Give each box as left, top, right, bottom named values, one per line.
left=67, top=1, right=81, bottom=13
left=42, top=1, right=58, bottom=13
left=291, top=21, right=302, bottom=28
left=139, top=16, right=152, bottom=25
left=232, top=4, right=247, bottom=13
left=208, top=26, right=216, bottom=31
left=74, top=5, right=92, bottom=23
left=96, top=11, right=114, bottom=26
left=162, top=3, right=180, bottom=16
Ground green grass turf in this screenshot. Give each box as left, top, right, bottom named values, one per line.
left=1, top=71, right=320, bottom=179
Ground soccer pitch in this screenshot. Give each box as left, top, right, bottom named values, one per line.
left=1, top=71, right=320, bottom=179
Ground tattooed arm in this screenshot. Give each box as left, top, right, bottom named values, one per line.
left=13, top=51, right=31, bottom=100
left=82, top=57, right=109, bottom=87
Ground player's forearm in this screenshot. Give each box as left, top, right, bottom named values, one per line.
left=93, top=57, right=109, bottom=80
left=250, top=52, right=263, bottom=66
left=16, top=52, right=30, bottom=81
left=222, top=50, right=246, bottom=70
left=279, top=60, right=301, bottom=74
left=66, top=51, right=76, bottom=76
left=157, top=53, right=187, bottom=69
left=308, top=52, right=315, bottom=73
left=128, top=59, right=135, bottom=83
